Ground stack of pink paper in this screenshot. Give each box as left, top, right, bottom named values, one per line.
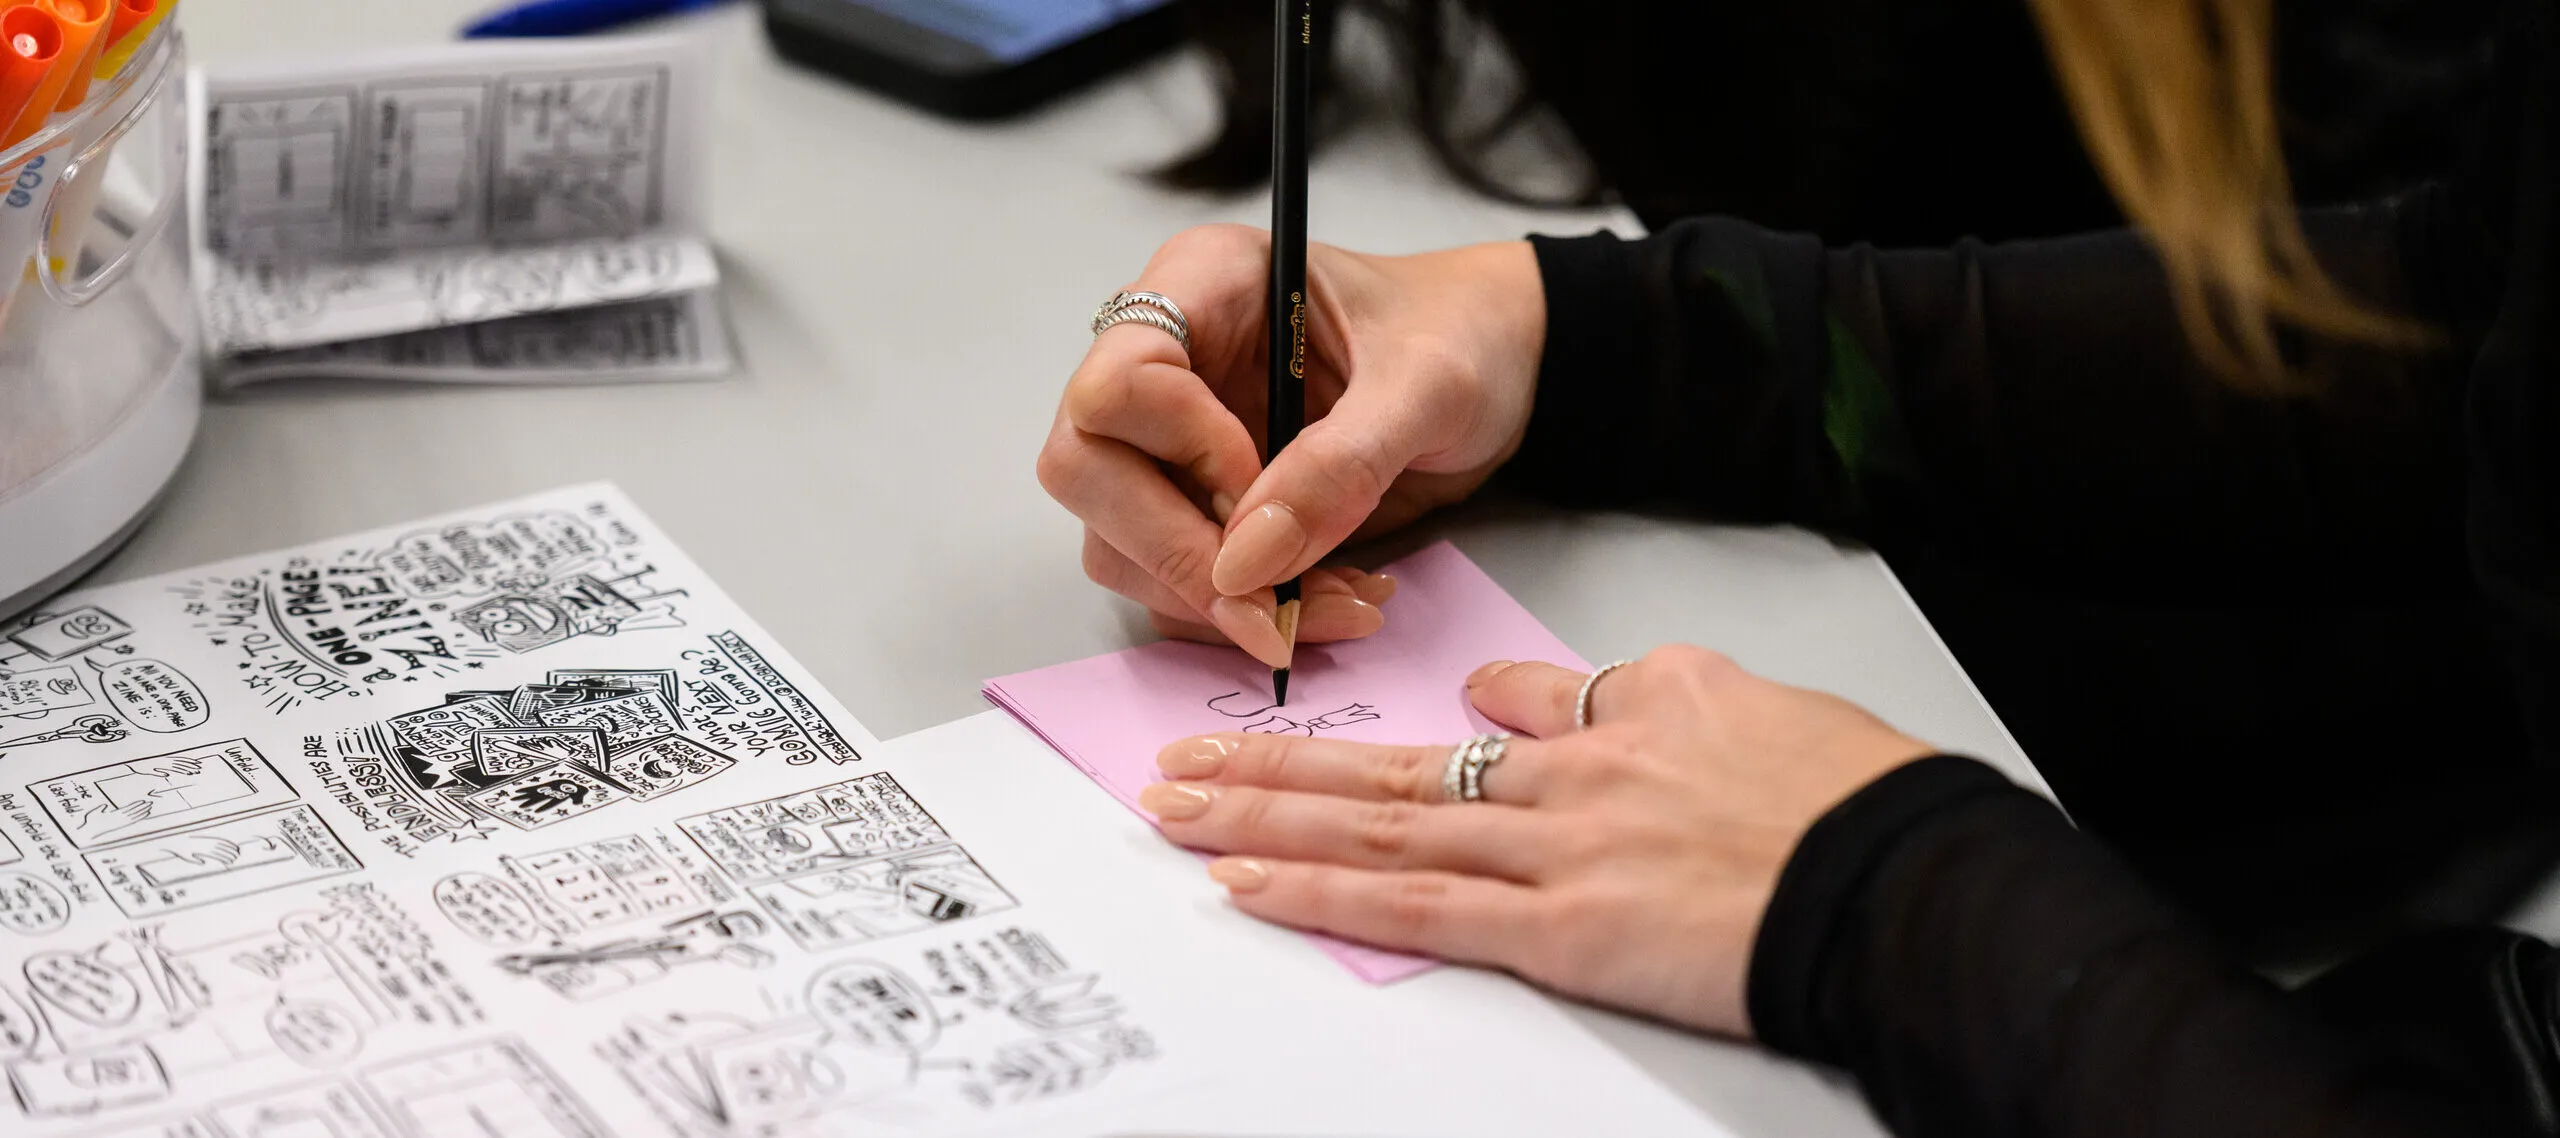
left=983, top=541, right=1592, bottom=982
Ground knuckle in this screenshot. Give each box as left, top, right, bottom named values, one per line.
left=1225, top=789, right=1277, bottom=837
left=1140, top=539, right=1212, bottom=598
left=1382, top=874, right=1452, bottom=938
left=1065, top=365, right=1141, bottom=431
left=1354, top=800, right=1423, bottom=864
left=1033, top=433, right=1091, bottom=502
left=1296, top=426, right=1395, bottom=511
left=1153, top=224, right=1258, bottom=277
left=1372, top=748, right=1434, bottom=802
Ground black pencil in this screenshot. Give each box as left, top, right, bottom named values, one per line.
left=1266, top=0, right=1313, bottom=707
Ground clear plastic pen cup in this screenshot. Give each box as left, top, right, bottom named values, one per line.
left=0, top=21, right=195, bottom=615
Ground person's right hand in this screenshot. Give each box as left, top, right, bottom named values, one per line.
left=1037, top=225, right=1547, bottom=665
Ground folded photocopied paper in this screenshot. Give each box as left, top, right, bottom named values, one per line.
left=189, top=33, right=731, bottom=389
left=984, top=541, right=1594, bottom=983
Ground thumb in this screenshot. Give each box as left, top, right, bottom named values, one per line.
left=1210, top=382, right=1433, bottom=596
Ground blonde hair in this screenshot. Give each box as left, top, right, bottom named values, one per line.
left=2025, top=0, right=2426, bottom=389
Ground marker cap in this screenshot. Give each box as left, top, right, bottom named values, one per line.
left=40, top=0, right=108, bottom=116
left=0, top=3, right=60, bottom=147
left=92, top=0, right=159, bottom=80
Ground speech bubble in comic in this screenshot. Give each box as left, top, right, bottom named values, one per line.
left=91, top=659, right=209, bottom=733
left=267, top=1001, right=365, bottom=1067
left=0, top=874, right=71, bottom=935
left=380, top=512, right=606, bottom=598
left=25, top=952, right=142, bottom=1026
left=0, top=988, right=37, bottom=1053
left=433, top=873, right=543, bottom=947
left=807, top=961, right=941, bottom=1056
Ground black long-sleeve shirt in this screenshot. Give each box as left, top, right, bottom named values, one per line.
left=1502, top=3, right=2560, bottom=1135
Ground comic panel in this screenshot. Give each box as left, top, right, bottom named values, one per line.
left=3, top=883, right=482, bottom=1124
left=601, top=926, right=1160, bottom=1136
left=678, top=773, right=1019, bottom=952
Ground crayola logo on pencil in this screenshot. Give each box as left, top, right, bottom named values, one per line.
left=1288, top=291, right=1306, bottom=379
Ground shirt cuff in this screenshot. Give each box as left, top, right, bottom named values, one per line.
left=1746, top=754, right=2038, bottom=1060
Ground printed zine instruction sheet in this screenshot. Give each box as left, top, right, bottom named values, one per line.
left=190, top=35, right=730, bottom=387
left=0, top=486, right=1716, bottom=1137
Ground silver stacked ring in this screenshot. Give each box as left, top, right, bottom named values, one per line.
left=1091, top=290, right=1192, bottom=352
left=1575, top=659, right=1634, bottom=731
left=1441, top=733, right=1512, bottom=804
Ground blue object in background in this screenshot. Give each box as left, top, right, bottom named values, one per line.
left=462, top=0, right=729, bottom=38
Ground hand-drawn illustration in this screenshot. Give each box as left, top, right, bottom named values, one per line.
left=495, top=909, right=776, bottom=1002
left=319, top=643, right=859, bottom=857
left=491, top=66, right=669, bottom=242
left=202, top=91, right=357, bottom=257
left=431, top=831, right=762, bottom=1002
left=0, top=715, right=129, bottom=759
left=2, top=607, right=135, bottom=662
left=448, top=832, right=732, bottom=945
left=362, top=1038, right=609, bottom=1138
left=0, top=608, right=211, bottom=751
left=1207, top=691, right=1383, bottom=736
left=0, top=666, right=91, bottom=718
left=169, top=499, right=698, bottom=715
left=84, top=807, right=363, bottom=918
left=30, top=740, right=300, bottom=849
left=602, top=927, right=1158, bottom=1135
left=2, top=884, right=479, bottom=1120
left=61, top=1037, right=600, bottom=1138
left=0, top=873, right=70, bottom=935
left=0, top=830, right=20, bottom=868
left=678, top=773, right=1016, bottom=951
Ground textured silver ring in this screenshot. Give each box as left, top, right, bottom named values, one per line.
left=1575, top=659, right=1634, bottom=731
left=1443, top=733, right=1510, bottom=803
left=1441, top=736, right=1480, bottom=804
left=1092, top=290, right=1191, bottom=351
left=1461, top=733, right=1511, bottom=802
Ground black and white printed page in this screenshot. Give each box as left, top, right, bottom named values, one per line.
left=0, top=483, right=1718, bottom=1137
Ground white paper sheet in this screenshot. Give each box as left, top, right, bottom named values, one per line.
left=189, top=34, right=725, bottom=379
left=213, top=291, right=732, bottom=391
left=0, top=484, right=1720, bottom=1138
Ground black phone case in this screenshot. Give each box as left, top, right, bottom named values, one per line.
left=761, top=0, right=1190, bottom=120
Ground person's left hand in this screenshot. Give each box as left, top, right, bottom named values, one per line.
left=1136, top=646, right=1934, bottom=1038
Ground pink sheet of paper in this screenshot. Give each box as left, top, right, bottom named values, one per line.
left=984, top=541, right=1591, bottom=983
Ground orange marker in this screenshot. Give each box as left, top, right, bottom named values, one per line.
left=38, top=0, right=108, bottom=118
left=0, top=4, right=61, bottom=139
left=93, top=0, right=162, bottom=79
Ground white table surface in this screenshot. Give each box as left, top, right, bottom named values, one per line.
left=92, top=3, right=2049, bottom=1133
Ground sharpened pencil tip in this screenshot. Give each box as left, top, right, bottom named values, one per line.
left=1273, top=667, right=1290, bottom=707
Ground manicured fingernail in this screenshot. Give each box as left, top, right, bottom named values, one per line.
left=1159, top=734, right=1240, bottom=778
left=1353, top=572, right=1398, bottom=604
left=1302, top=570, right=1358, bottom=596
left=1139, top=781, right=1216, bottom=821
left=1210, top=492, right=1238, bottom=524
left=1210, top=594, right=1294, bottom=668
left=1467, top=660, right=1518, bottom=688
left=1212, top=502, right=1307, bottom=595
left=1298, top=593, right=1383, bottom=641
left=1207, top=857, right=1270, bottom=892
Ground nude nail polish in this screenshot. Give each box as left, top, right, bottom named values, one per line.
left=1466, top=660, right=1518, bottom=687
left=1138, top=781, right=1215, bottom=821
left=1160, top=734, right=1240, bottom=778
left=1209, top=594, right=1293, bottom=668
left=1210, top=492, right=1238, bottom=524
left=1300, top=593, right=1383, bottom=640
left=1211, top=502, right=1307, bottom=595
left=1207, top=858, right=1270, bottom=892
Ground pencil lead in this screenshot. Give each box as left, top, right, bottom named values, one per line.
left=1273, top=667, right=1290, bottom=707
